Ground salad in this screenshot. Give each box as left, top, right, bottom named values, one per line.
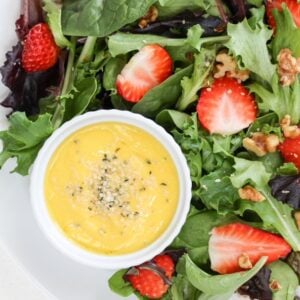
left=1, top=0, right=300, bottom=299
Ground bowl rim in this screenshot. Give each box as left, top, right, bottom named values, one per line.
left=30, top=109, right=191, bottom=269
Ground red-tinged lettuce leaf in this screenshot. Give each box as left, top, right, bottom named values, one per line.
left=0, top=47, right=65, bottom=115
left=269, top=175, right=300, bottom=209
left=238, top=266, right=272, bottom=300
left=16, top=0, right=44, bottom=39
left=0, top=0, right=65, bottom=116
left=223, top=0, right=249, bottom=22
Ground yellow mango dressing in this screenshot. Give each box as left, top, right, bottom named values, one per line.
left=45, top=122, right=179, bottom=255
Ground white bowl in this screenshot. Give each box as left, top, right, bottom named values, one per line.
left=30, top=110, right=191, bottom=269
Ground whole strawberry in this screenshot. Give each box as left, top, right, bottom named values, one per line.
left=22, top=23, right=59, bottom=73
left=126, top=254, right=175, bottom=299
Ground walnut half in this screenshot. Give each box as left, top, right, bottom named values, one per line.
left=277, top=48, right=300, bottom=87
left=280, top=115, right=300, bottom=138
left=238, top=253, right=253, bottom=269
left=214, top=52, right=250, bottom=82
left=238, top=185, right=266, bottom=202
left=243, top=132, right=280, bottom=157
left=138, top=6, right=158, bottom=29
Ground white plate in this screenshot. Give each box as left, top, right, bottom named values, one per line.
left=0, top=1, right=133, bottom=299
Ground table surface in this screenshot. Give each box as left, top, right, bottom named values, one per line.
left=0, top=243, right=50, bottom=300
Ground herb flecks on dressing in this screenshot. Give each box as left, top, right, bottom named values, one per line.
left=45, top=122, right=179, bottom=255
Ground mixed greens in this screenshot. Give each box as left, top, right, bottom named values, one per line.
left=1, top=0, right=300, bottom=299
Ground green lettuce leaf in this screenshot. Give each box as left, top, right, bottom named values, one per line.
left=199, top=163, right=240, bottom=214
left=269, top=261, right=299, bottom=300
left=185, top=255, right=267, bottom=297
left=171, top=114, right=203, bottom=197
left=176, top=48, right=215, bottom=111
left=0, top=113, right=54, bottom=175
left=272, top=7, right=300, bottom=58
left=250, top=75, right=300, bottom=124
left=226, top=15, right=276, bottom=83
left=62, top=0, right=156, bottom=37
left=277, top=163, right=299, bottom=176
left=231, top=158, right=300, bottom=251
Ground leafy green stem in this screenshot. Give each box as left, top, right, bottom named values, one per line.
left=200, top=35, right=230, bottom=45
left=78, top=36, right=98, bottom=64
left=61, top=37, right=77, bottom=95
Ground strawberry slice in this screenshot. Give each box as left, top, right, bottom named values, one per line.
left=279, top=136, right=300, bottom=169
left=209, top=223, right=291, bottom=274
left=116, top=44, right=173, bottom=103
left=197, top=77, right=257, bottom=135
left=266, top=0, right=300, bottom=29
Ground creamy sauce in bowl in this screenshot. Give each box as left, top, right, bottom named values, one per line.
left=45, top=122, right=179, bottom=255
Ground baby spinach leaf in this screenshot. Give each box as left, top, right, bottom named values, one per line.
left=62, top=0, right=156, bottom=37
left=175, top=211, right=238, bottom=248
left=132, top=66, right=193, bottom=118
left=157, top=0, right=212, bottom=17
left=103, top=56, right=127, bottom=91
left=185, top=255, right=267, bottom=296
left=0, top=112, right=54, bottom=175
left=62, top=77, right=99, bottom=122
left=43, top=0, right=72, bottom=49
left=176, top=48, right=215, bottom=111
left=108, top=32, right=187, bottom=57
left=156, top=110, right=192, bottom=131
left=269, top=261, right=299, bottom=300
left=169, top=274, right=202, bottom=300
left=108, top=27, right=228, bottom=57
left=226, top=13, right=276, bottom=84
left=111, top=95, right=134, bottom=111
left=108, top=269, right=134, bottom=297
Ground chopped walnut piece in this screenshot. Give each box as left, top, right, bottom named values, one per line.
left=269, top=280, right=282, bottom=292
left=238, top=185, right=266, bottom=202
left=238, top=253, right=253, bottom=269
left=294, top=211, right=300, bottom=230
left=214, top=52, right=250, bottom=81
left=243, top=132, right=280, bottom=157
left=138, top=6, right=158, bottom=29
left=280, top=115, right=300, bottom=138
left=277, top=48, right=300, bottom=86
